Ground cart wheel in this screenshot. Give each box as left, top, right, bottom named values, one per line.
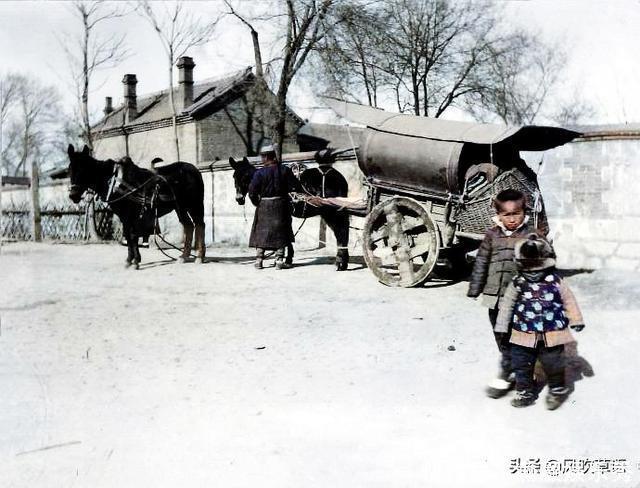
left=362, top=196, right=440, bottom=287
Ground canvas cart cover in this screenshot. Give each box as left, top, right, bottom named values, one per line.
left=324, top=98, right=580, bottom=195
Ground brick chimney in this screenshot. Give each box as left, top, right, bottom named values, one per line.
left=177, top=56, right=195, bottom=111
left=103, top=96, right=113, bottom=116
left=122, top=74, right=138, bottom=123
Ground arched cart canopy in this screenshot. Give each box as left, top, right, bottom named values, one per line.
left=324, top=98, right=581, bottom=194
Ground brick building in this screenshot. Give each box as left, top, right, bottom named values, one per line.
left=91, top=57, right=304, bottom=166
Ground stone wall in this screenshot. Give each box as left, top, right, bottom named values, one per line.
left=529, top=135, right=640, bottom=271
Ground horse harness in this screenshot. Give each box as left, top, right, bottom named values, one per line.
left=105, top=164, right=175, bottom=221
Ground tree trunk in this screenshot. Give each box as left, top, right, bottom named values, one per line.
left=251, top=29, right=263, bottom=79
left=274, top=96, right=287, bottom=158
left=82, top=16, right=92, bottom=150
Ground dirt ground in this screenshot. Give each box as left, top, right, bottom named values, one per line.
left=1, top=241, right=639, bottom=488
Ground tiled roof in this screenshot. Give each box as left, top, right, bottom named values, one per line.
left=94, top=67, right=255, bottom=131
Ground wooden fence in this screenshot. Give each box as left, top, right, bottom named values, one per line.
left=1, top=197, right=121, bottom=242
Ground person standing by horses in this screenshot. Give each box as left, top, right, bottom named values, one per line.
left=248, top=144, right=301, bottom=269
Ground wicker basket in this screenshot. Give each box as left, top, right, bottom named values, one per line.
left=454, top=168, right=547, bottom=235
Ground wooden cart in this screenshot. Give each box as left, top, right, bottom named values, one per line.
left=325, top=99, right=580, bottom=287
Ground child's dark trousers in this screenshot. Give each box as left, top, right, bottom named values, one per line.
left=511, top=342, right=566, bottom=394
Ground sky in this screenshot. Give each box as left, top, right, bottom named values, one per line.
left=1, top=0, right=640, bottom=126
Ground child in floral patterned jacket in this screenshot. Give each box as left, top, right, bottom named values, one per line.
left=495, top=234, right=585, bottom=410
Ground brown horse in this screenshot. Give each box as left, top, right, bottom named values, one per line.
left=67, top=144, right=205, bottom=268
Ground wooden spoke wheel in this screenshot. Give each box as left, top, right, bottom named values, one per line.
left=362, top=196, right=440, bottom=287
left=93, top=199, right=121, bottom=241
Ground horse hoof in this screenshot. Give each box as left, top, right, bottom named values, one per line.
left=134, top=262, right=140, bottom=270
left=178, top=256, right=187, bottom=264
left=195, top=257, right=204, bottom=265
left=125, top=261, right=132, bottom=268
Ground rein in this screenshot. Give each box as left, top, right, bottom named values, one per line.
left=104, top=173, right=161, bottom=205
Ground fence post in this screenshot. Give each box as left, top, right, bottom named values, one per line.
left=30, top=158, right=41, bottom=241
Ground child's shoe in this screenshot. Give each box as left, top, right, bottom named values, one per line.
left=485, top=375, right=515, bottom=399
left=545, top=387, right=570, bottom=410
left=511, top=390, right=536, bottom=408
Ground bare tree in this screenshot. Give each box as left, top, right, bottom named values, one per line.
left=1, top=74, right=19, bottom=177
left=1, top=74, right=20, bottom=247
left=314, top=1, right=390, bottom=107
left=464, top=32, right=556, bottom=124
left=137, top=0, right=219, bottom=160
left=225, top=0, right=337, bottom=156
left=3, top=75, right=61, bottom=178
left=0, top=74, right=18, bottom=130
left=1, top=75, right=62, bottom=241
left=316, top=0, right=589, bottom=125
left=61, top=0, right=129, bottom=150
left=223, top=1, right=281, bottom=156
left=379, top=0, right=510, bottom=117
left=550, top=95, right=595, bottom=126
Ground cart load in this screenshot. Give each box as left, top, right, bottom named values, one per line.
left=324, top=99, right=581, bottom=287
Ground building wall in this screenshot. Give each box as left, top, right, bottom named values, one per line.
left=93, top=122, right=198, bottom=168
left=528, top=136, right=640, bottom=271
left=197, top=96, right=301, bottom=162
left=93, top=97, right=301, bottom=167
left=203, top=160, right=367, bottom=251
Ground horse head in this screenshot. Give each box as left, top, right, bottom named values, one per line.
left=229, top=156, right=255, bottom=205
left=66, top=144, right=96, bottom=203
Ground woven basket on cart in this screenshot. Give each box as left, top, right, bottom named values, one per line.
left=455, top=168, right=547, bottom=236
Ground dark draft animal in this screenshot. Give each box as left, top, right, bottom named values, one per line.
left=67, top=144, right=205, bottom=269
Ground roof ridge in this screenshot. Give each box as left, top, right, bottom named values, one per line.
left=110, top=66, right=254, bottom=106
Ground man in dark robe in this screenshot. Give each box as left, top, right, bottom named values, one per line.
left=248, top=145, right=301, bottom=269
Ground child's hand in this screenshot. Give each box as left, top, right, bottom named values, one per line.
left=570, top=324, right=585, bottom=332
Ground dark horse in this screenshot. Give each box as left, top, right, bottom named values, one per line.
left=67, top=144, right=206, bottom=268
left=229, top=154, right=350, bottom=270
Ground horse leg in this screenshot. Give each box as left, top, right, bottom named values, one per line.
left=285, top=243, right=294, bottom=265
left=132, top=233, right=141, bottom=270
left=193, top=223, right=206, bottom=263
left=325, top=210, right=350, bottom=271
left=178, top=211, right=194, bottom=263
left=191, top=213, right=206, bottom=264
left=127, top=226, right=141, bottom=270
left=123, top=222, right=134, bottom=268
left=186, top=195, right=206, bottom=264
